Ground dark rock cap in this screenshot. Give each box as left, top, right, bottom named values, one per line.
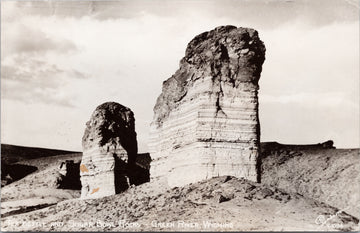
left=184, top=25, right=265, bottom=81
left=82, top=102, right=137, bottom=157
left=152, top=25, right=266, bottom=127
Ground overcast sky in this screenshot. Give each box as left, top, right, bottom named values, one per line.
left=1, top=0, right=359, bottom=152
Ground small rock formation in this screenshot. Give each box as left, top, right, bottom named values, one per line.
left=80, top=102, right=138, bottom=199
left=261, top=140, right=336, bottom=157
left=320, top=140, right=335, bottom=149
left=131, top=153, right=151, bottom=185
left=148, top=25, right=266, bottom=187
left=57, top=160, right=81, bottom=190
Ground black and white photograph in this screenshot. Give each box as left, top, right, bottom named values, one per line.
left=0, top=0, right=359, bottom=231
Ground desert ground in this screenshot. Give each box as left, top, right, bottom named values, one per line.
left=1, top=143, right=359, bottom=231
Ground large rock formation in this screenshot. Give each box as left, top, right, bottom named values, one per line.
left=148, top=25, right=266, bottom=187
left=80, top=102, right=138, bottom=199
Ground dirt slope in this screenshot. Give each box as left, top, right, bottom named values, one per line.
left=1, top=144, right=80, bottom=186
left=1, top=143, right=359, bottom=231
left=1, top=153, right=82, bottom=218
left=1, top=176, right=359, bottom=232
left=261, top=142, right=360, bottom=218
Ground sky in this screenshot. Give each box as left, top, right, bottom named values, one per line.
left=1, top=0, right=359, bottom=152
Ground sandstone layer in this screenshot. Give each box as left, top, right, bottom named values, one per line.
left=149, top=25, right=266, bottom=187
left=80, top=102, right=138, bottom=199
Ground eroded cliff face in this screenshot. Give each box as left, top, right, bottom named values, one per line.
left=80, top=102, right=137, bottom=199
left=149, top=26, right=266, bottom=187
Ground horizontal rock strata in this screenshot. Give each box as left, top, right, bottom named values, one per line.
left=149, top=25, right=266, bottom=187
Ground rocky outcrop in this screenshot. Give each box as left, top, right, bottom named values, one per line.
left=261, top=140, right=335, bottom=156
left=80, top=102, right=138, bottom=199
left=148, top=25, right=266, bottom=187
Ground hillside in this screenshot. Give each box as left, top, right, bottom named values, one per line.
left=261, top=142, right=360, bottom=218
left=1, top=144, right=81, bottom=187
left=1, top=153, right=83, bottom=219
left=1, top=176, right=359, bottom=231
left=1, top=144, right=79, bottom=164
left=1, top=142, right=359, bottom=231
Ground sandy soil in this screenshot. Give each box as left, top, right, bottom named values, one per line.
left=1, top=154, right=82, bottom=219
left=1, top=176, right=359, bottom=231
left=261, top=146, right=360, bottom=218
left=1, top=146, right=359, bottom=231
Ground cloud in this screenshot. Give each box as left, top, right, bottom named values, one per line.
left=1, top=24, right=77, bottom=58
left=1, top=0, right=358, bottom=151
left=1, top=8, right=87, bottom=107
left=2, top=59, right=63, bottom=87
left=2, top=1, right=147, bottom=20
left=3, top=0, right=358, bottom=26
left=1, top=57, right=88, bottom=107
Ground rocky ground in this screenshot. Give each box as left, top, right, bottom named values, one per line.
left=1, top=153, right=82, bottom=218
left=1, top=144, right=359, bottom=231
left=2, top=176, right=359, bottom=231
left=261, top=143, right=360, bottom=218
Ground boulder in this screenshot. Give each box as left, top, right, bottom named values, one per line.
left=148, top=25, right=266, bottom=187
